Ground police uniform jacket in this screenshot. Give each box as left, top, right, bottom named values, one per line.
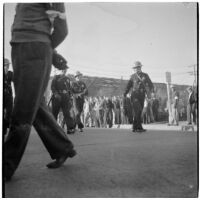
left=72, top=80, right=88, bottom=98
left=124, top=72, right=154, bottom=98
left=51, top=74, right=71, bottom=95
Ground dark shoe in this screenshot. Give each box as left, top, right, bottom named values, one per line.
left=46, top=149, right=77, bottom=169
left=4, top=167, right=13, bottom=182
left=137, top=128, right=146, bottom=132
left=79, top=128, right=83, bottom=132
left=67, top=129, right=75, bottom=134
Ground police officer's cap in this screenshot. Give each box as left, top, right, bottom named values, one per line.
left=4, top=58, right=10, bottom=65
left=75, top=71, right=83, bottom=78
left=132, top=61, right=142, bottom=69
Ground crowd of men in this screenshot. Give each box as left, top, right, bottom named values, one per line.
left=82, top=94, right=160, bottom=129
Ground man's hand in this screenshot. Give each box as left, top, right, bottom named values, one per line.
left=46, top=10, right=66, bottom=22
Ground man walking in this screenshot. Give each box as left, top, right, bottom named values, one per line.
left=124, top=61, right=154, bottom=132
left=51, top=68, right=76, bottom=134
left=4, top=3, right=76, bottom=181
left=72, top=71, right=88, bottom=132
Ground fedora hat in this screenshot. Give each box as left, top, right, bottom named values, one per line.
left=132, top=61, right=142, bottom=68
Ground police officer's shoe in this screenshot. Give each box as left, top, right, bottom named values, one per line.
left=67, top=129, right=75, bottom=134
left=137, top=128, right=146, bottom=132
left=46, top=149, right=77, bottom=169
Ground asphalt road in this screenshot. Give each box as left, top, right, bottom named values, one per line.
left=4, top=127, right=198, bottom=198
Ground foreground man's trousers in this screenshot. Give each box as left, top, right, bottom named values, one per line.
left=4, top=42, right=74, bottom=178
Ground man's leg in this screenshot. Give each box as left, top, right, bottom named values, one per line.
left=61, top=95, right=76, bottom=133
left=4, top=42, right=52, bottom=179
left=33, top=100, right=75, bottom=160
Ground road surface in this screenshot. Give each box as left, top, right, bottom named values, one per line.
left=4, top=125, right=198, bottom=198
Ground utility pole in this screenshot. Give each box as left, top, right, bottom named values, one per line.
left=187, top=64, right=197, bottom=88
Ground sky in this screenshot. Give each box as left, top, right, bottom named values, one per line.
left=3, top=2, right=197, bottom=85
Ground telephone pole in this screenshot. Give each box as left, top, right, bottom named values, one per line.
left=187, top=64, right=197, bottom=87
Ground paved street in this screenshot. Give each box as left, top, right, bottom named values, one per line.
left=4, top=124, right=198, bottom=198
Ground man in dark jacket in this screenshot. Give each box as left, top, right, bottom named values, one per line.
left=51, top=68, right=75, bottom=134
left=186, top=86, right=197, bottom=125
left=124, top=61, right=154, bottom=132
left=4, top=3, right=76, bottom=181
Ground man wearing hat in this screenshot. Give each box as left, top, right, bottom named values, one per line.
left=168, top=85, right=179, bottom=126
left=72, top=71, right=88, bottom=132
left=3, top=58, right=13, bottom=135
left=51, top=67, right=76, bottom=134
left=124, top=61, right=154, bottom=132
left=186, top=86, right=197, bottom=125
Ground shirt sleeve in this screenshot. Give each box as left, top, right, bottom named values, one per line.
left=51, top=3, right=68, bottom=49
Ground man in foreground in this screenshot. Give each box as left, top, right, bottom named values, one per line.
left=4, top=3, right=76, bottom=181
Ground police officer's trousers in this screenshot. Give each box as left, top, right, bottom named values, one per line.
left=131, top=94, right=145, bottom=130
left=74, top=97, right=84, bottom=129
left=4, top=42, right=74, bottom=178
left=51, top=94, right=75, bottom=130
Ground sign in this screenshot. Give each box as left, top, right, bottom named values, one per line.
left=165, top=72, right=171, bottom=83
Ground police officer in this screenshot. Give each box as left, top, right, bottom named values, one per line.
left=124, top=61, right=154, bottom=132
left=4, top=58, right=13, bottom=135
left=72, top=71, right=88, bottom=132
left=51, top=67, right=75, bottom=134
